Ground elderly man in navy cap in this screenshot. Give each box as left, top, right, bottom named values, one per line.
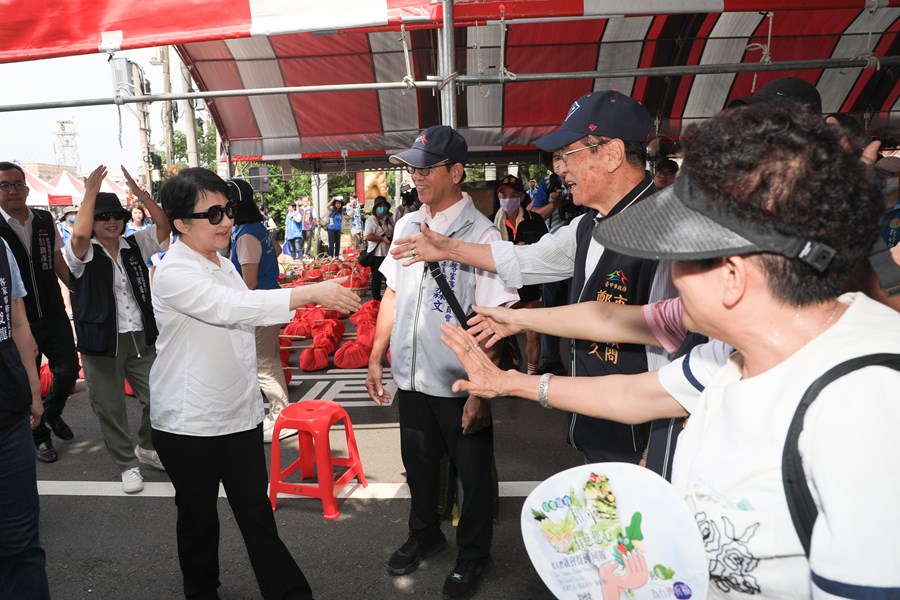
left=366, top=125, right=518, bottom=600
left=390, top=92, right=678, bottom=466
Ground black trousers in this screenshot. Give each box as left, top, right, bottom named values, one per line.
left=370, top=256, right=386, bottom=301
left=152, top=425, right=313, bottom=600
left=398, top=389, right=493, bottom=560
left=30, top=310, right=79, bottom=446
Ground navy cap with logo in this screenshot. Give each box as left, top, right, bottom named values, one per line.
left=535, top=91, right=652, bottom=151
left=94, top=193, right=131, bottom=221
left=389, top=125, right=469, bottom=168
left=592, top=173, right=837, bottom=273
left=728, top=77, right=822, bottom=114
left=495, top=174, right=525, bottom=194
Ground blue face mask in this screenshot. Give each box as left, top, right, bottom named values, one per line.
left=67, top=216, right=76, bottom=224
left=376, top=206, right=387, bottom=216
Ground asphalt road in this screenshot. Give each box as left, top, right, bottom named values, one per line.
left=36, top=352, right=584, bottom=599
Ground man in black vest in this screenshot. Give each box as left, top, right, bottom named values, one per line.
left=389, top=91, right=677, bottom=464
left=0, top=162, right=80, bottom=464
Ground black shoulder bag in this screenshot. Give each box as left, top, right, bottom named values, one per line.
left=782, top=353, right=900, bottom=556
left=426, top=261, right=522, bottom=371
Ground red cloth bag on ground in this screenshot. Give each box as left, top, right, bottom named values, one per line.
left=283, top=368, right=292, bottom=385
left=283, top=320, right=311, bottom=338
left=355, top=323, right=376, bottom=350
left=299, top=347, right=329, bottom=371
left=333, top=341, right=370, bottom=368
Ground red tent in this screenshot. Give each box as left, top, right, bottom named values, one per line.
left=0, top=1, right=897, bottom=170
left=22, top=167, right=73, bottom=207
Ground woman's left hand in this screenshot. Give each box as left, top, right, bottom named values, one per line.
left=121, top=165, right=147, bottom=199
left=440, top=323, right=507, bottom=398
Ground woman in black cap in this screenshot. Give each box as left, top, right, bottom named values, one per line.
left=363, top=196, right=393, bottom=300
left=227, top=179, right=291, bottom=442
left=62, top=165, right=170, bottom=494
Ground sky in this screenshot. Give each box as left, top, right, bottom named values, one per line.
left=0, top=48, right=193, bottom=182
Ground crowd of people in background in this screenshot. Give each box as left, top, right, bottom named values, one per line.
left=2, top=74, right=900, bottom=600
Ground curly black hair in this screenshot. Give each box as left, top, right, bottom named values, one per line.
left=158, top=168, right=230, bottom=234
left=680, top=102, right=883, bottom=306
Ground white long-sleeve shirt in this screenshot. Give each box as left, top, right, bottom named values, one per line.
left=149, top=239, right=294, bottom=436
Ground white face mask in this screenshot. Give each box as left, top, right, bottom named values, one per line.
left=498, top=197, right=520, bottom=213
left=884, top=177, right=899, bottom=195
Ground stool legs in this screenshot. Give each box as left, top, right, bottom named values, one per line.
left=268, top=402, right=367, bottom=520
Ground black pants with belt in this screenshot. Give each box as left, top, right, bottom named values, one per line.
left=398, top=389, right=494, bottom=561
left=152, top=425, right=313, bottom=600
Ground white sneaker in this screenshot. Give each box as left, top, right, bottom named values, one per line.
left=122, top=467, right=144, bottom=494
left=135, top=446, right=165, bottom=471
left=262, top=414, right=296, bottom=443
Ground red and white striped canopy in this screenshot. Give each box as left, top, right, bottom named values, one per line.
left=3, top=1, right=899, bottom=169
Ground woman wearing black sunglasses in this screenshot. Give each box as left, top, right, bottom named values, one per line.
left=63, top=164, right=171, bottom=494
left=149, top=168, right=360, bottom=600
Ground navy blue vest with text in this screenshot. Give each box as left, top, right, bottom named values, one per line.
left=567, top=177, right=659, bottom=463
left=0, top=209, right=65, bottom=323
left=0, top=242, right=32, bottom=428
left=69, top=236, right=157, bottom=357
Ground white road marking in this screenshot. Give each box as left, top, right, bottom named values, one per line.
left=37, top=480, right=541, bottom=499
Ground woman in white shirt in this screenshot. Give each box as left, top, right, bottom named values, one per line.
left=150, top=168, right=360, bottom=600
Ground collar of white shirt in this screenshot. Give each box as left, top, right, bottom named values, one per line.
left=418, top=192, right=472, bottom=236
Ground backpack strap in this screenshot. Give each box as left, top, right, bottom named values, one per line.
left=782, top=353, right=900, bottom=556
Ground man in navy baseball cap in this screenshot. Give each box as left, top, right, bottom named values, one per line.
left=535, top=90, right=652, bottom=151
left=390, top=125, right=468, bottom=168
left=384, top=90, right=676, bottom=469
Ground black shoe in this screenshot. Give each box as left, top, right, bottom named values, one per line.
left=442, top=557, right=493, bottom=600
left=386, top=533, right=447, bottom=576
left=47, top=415, right=74, bottom=441
left=36, top=441, right=58, bottom=463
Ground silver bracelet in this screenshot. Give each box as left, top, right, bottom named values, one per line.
left=538, top=373, right=553, bottom=409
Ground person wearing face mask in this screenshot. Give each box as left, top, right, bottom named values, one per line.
left=58, top=208, right=77, bottom=247
left=64, top=165, right=171, bottom=493
left=363, top=196, right=394, bottom=300
left=493, top=175, right=548, bottom=374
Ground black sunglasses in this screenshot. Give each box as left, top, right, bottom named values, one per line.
left=95, top=212, right=127, bottom=222
left=188, top=202, right=236, bottom=225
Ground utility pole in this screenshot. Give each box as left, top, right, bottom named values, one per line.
left=160, top=47, right=175, bottom=170
left=132, top=62, right=152, bottom=188
left=181, top=64, right=200, bottom=168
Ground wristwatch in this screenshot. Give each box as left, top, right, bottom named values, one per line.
left=538, top=373, right=553, bottom=409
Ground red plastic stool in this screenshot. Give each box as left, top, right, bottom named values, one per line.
left=269, top=400, right=368, bottom=520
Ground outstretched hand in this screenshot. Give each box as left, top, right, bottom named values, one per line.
left=391, top=223, right=454, bottom=266
left=83, top=165, right=107, bottom=197
left=440, top=323, right=507, bottom=398
left=466, top=305, right=521, bottom=348
left=307, top=277, right=361, bottom=314
left=121, top=165, right=146, bottom=197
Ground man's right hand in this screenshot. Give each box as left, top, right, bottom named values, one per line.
left=467, top=305, right=522, bottom=348
left=391, top=224, right=454, bottom=266
left=366, top=360, right=390, bottom=405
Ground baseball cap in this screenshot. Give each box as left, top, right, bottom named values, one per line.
left=94, top=193, right=131, bottom=221
left=655, top=158, right=680, bottom=175
left=535, top=91, right=652, bottom=151
left=496, top=174, right=525, bottom=194
left=729, top=77, right=822, bottom=114
left=390, top=125, right=469, bottom=168
left=592, top=173, right=837, bottom=273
